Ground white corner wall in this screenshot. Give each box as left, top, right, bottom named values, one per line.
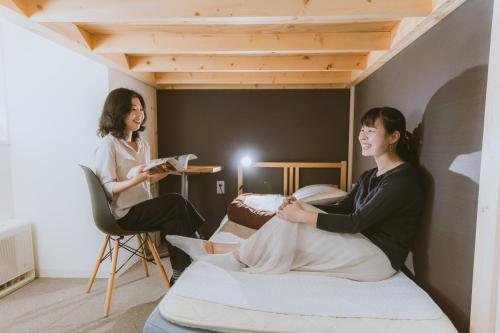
left=0, top=21, right=13, bottom=220
left=1, top=19, right=157, bottom=278
left=0, top=143, right=13, bottom=220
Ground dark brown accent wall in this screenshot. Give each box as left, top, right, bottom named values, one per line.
left=353, top=0, right=492, bottom=331
left=157, top=89, right=350, bottom=234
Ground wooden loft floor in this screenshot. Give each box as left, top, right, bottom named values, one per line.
left=0, top=0, right=466, bottom=89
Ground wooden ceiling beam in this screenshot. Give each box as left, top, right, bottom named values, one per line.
left=155, top=71, right=351, bottom=85
left=17, top=0, right=432, bottom=24
left=1, top=0, right=466, bottom=88
left=101, top=53, right=130, bottom=70
left=92, top=32, right=391, bottom=54
left=78, top=21, right=400, bottom=35
left=129, top=54, right=367, bottom=72
left=158, top=84, right=348, bottom=90
left=41, top=22, right=93, bottom=49
left=0, top=0, right=27, bottom=16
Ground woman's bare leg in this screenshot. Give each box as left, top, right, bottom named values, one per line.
left=204, top=241, right=240, bottom=261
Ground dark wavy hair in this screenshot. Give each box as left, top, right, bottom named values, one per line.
left=97, top=88, right=146, bottom=141
left=361, top=107, right=418, bottom=165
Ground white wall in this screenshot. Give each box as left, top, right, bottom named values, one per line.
left=1, top=20, right=157, bottom=278
left=0, top=21, right=13, bottom=220
left=0, top=144, right=13, bottom=220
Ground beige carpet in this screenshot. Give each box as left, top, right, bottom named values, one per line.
left=0, top=257, right=172, bottom=333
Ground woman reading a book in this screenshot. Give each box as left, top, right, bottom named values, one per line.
left=168, top=107, right=423, bottom=281
left=94, top=87, right=208, bottom=283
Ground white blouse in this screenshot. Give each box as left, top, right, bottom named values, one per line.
left=94, top=134, right=152, bottom=219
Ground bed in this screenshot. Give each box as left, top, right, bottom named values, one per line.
left=144, top=162, right=457, bottom=333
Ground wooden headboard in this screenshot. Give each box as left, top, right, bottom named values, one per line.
left=237, top=161, right=347, bottom=195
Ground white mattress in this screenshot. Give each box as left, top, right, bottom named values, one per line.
left=161, top=295, right=456, bottom=333
left=170, top=261, right=443, bottom=319
left=159, top=261, right=457, bottom=333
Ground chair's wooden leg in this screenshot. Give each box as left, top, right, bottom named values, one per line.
left=145, top=234, right=171, bottom=289
left=104, top=238, right=119, bottom=318
left=137, top=234, right=149, bottom=277
left=86, top=234, right=110, bottom=293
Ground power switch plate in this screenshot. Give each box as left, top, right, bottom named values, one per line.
left=216, top=180, right=225, bottom=194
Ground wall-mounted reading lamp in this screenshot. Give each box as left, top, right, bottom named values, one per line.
left=238, top=156, right=252, bottom=193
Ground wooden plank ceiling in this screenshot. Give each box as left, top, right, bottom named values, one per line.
left=0, top=0, right=466, bottom=89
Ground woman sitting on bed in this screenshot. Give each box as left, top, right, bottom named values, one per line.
left=168, top=107, right=422, bottom=281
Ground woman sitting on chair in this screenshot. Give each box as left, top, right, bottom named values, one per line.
left=94, top=87, right=208, bottom=283
left=168, top=107, right=423, bottom=282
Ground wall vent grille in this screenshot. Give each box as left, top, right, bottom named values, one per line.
left=0, top=221, right=35, bottom=298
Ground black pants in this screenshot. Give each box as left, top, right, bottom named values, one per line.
left=117, top=193, right=205, bottom=271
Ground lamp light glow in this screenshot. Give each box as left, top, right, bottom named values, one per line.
left=241, top=156, right=252, bottom=167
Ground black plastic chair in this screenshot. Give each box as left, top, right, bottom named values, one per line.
left=79, top=165, right=170, bottom=317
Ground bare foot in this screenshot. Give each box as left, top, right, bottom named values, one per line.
left=232, top=248, right=240, bottom=262
left=203, top=240, right=214, bottom=254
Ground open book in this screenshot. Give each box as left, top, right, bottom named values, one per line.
left=144, top=154, right=198, bottom=172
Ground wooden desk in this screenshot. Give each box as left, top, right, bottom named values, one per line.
left=172, top=165, right=222, bottom=198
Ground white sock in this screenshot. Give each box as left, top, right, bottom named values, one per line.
left=165, top=235, right=206, bottom=259
left=198, top=253, right=246, bottom=272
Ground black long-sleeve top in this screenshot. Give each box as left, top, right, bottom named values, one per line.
left=314, top=163, right=423, bottom=270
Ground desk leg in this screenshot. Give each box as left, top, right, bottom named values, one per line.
left=181, top=173, right=188, bottom=199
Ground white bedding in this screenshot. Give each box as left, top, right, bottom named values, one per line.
left=159, top=261, right=456, bottom=333
left=242, top=194, right=284, bottom=212
left=166, top=261, right=442, bottom=319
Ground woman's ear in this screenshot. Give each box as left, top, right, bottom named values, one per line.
left=390, top=131, right=401, bottom=145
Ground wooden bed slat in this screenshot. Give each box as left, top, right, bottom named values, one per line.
left=294, top=167, right=300, bottom=193
left=282, top=168, right=287, bottom=196
left=340, top=161, right=347, bottom=192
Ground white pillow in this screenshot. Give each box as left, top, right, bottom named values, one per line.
left=243, top=194, right=285, bottom=212
left=292, top=184, right=347, bottom=205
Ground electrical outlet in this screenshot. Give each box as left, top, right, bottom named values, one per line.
left=216, top=180, right=225, bottom=194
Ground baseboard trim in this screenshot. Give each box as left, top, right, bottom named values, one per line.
left=36, top=256, right=140, bottom=278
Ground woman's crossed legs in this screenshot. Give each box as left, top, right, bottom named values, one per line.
left=167, top=214, right=395, bottom=281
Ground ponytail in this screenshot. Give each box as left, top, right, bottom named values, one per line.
left=397, top=130, right=419, bottom=166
